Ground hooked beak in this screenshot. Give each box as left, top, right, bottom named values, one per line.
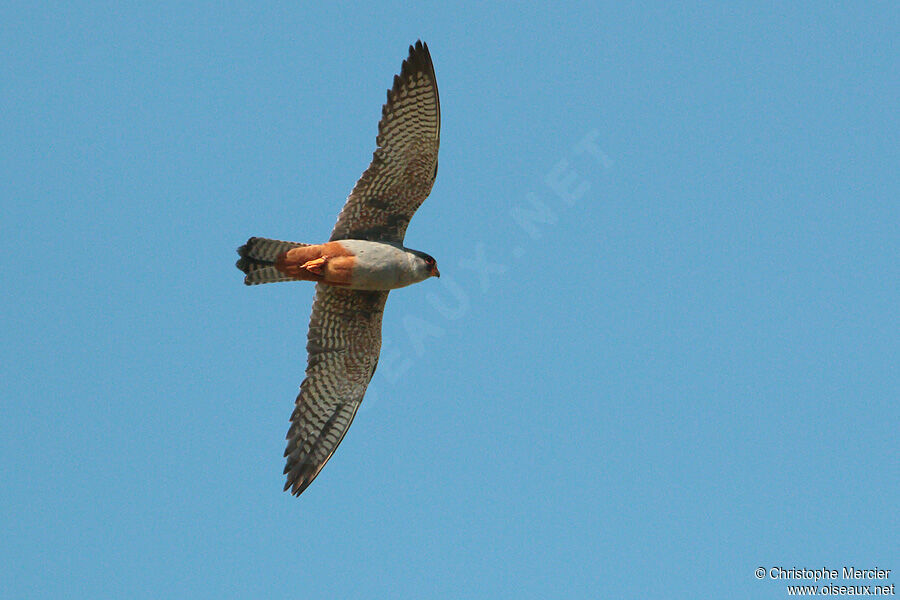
left=431, top=265, right=440, bottom=278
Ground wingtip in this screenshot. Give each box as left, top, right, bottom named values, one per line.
left=283, top=473, right=312, bottom=497
left=407, top=39, right=431, bottom=65
left=284, top=479, right=302, bottom=496
left=387, top=40, right=436, bottom=111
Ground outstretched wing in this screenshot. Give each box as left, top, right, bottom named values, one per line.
left=329, top=40, right=441, bottom=244
left=283, top=285, right=388, bottom=496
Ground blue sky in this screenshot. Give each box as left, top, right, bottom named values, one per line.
left=2, top=2, right=897, bottom=598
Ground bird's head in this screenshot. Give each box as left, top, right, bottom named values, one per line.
left=409, top=249, right=440, bottom=280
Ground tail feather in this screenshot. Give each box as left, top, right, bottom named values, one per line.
left=236, top=237, right=309, bottom=285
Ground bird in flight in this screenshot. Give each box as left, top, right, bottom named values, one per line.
left=236, top=41, right=441, bottom=496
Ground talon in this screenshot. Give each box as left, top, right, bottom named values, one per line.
left=300, top=256, right=328, bottom=274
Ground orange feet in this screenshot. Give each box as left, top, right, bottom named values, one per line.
left=300, top=256, right=328, bottom=274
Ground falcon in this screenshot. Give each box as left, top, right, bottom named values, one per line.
left=235, top=41, right=441, bottom=496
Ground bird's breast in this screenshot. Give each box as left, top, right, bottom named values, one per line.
left=335, top=240, right=417, bottom=290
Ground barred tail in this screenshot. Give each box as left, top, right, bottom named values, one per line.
left=236, top=237, right=309, bottom=285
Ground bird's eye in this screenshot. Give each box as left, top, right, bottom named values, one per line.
left=425, top=257, right=435, bottom=266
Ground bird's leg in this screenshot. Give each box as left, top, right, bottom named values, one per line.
left=300, top=256, right=328, bottom=275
